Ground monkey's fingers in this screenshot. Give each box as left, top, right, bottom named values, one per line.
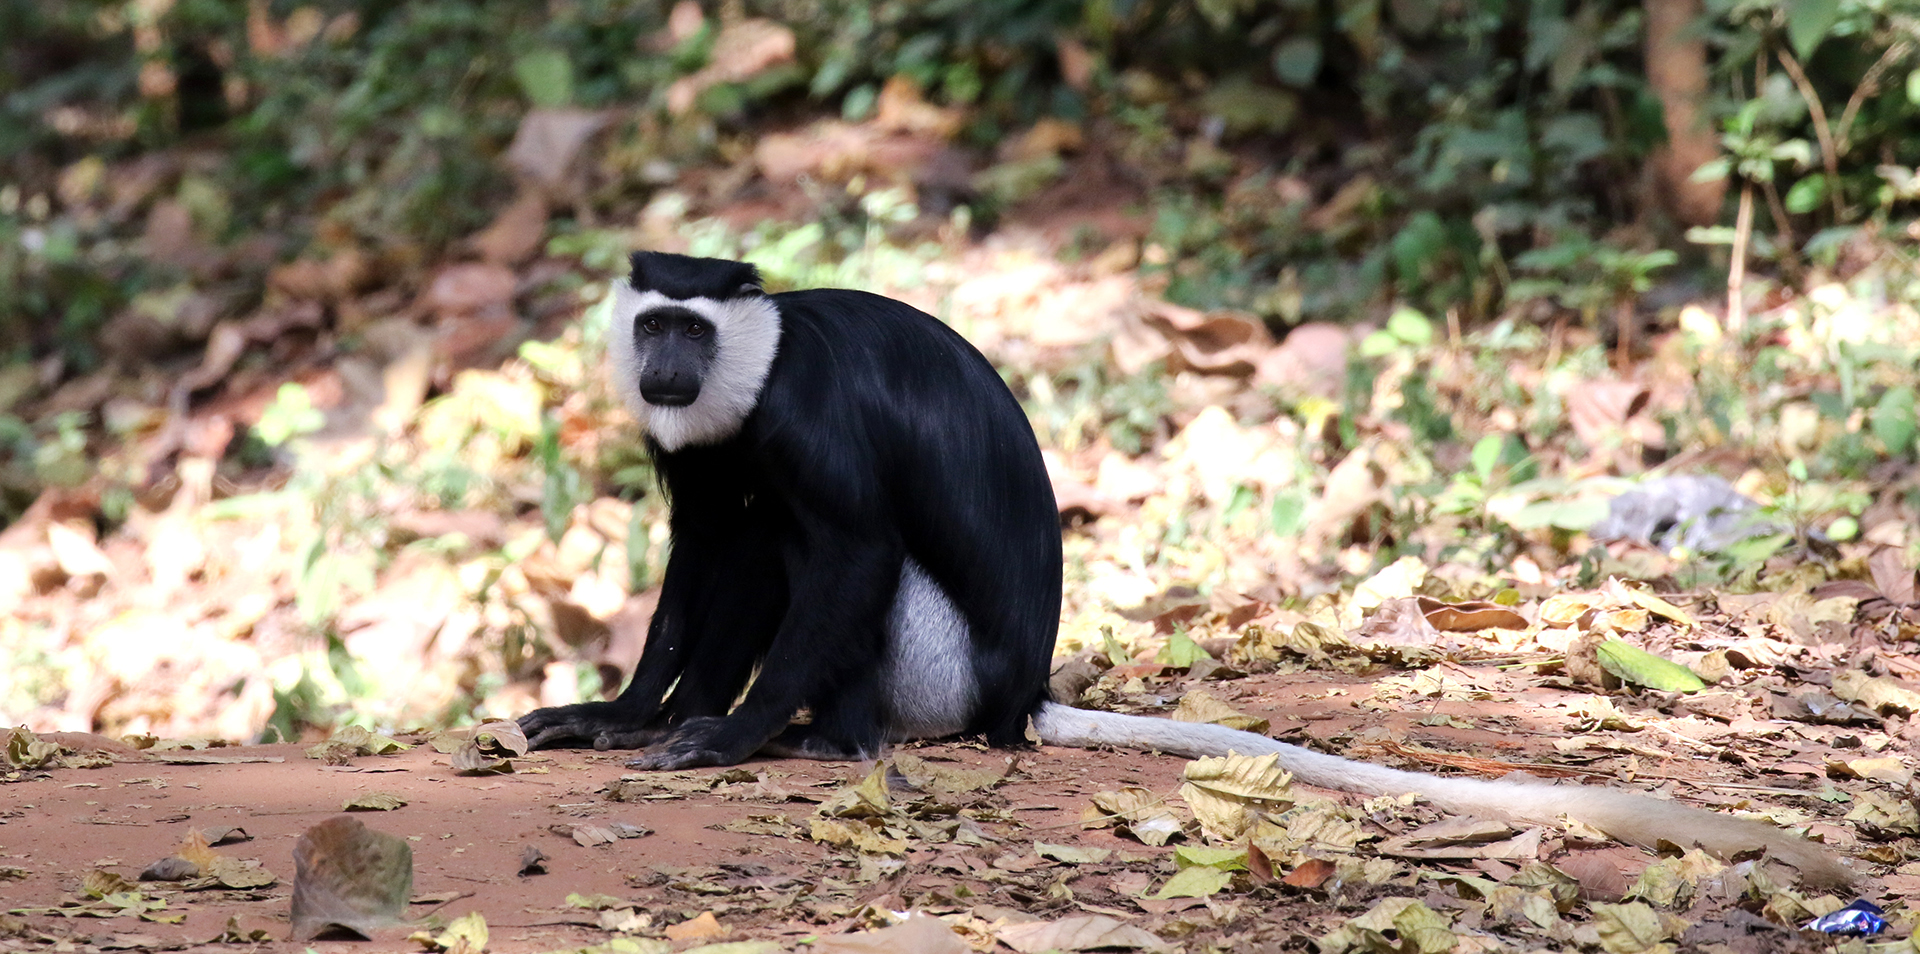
left=626, top=746, right=732, bottom=771
left=518, top=702, right=650, bottom=750
left=626, top=717, right=752, bottom=770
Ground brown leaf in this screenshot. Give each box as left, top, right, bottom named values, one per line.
left=470, top=191, right=550, bottom=266
left=1254, top=322, right=1350, bottom=397
left=450, top=742, right=511, bottom=776
left=1415, top=596, right=1529, bottom=633
left=569, top=824, right=618, bottom=848
left=517, top=846, right=547, bottom=876
left=504, top=108, right=610, bottom=187
left=472, top=720, right=530, bottom=757
left=665, top=20, right=796, bottom=115
left=137, top=857, right=200, bottom=882
left=1552, top=846, right=1650, bottom=902
left=290, top=815, right=414, bottom=941
left=1567, top=380, right=1658, bottom=464
left=661, top=911, right=726, bottom=942
left=1868, top=546, right=1918, bottom=604
left=995, top=915, right=1166, bottom=953
left=874, top=75, right=963, bottom=138
left=1282, top=857, right=1334, bottom=889
left=814, top=913, right=968, bottom=954
left=1355, top=598, right=1442, bottom=646
left=343, top=792, right=407, bottom=812
left=1137, top=301, right=1273, bottom=377
left=420, top=263, right=515, bottom=320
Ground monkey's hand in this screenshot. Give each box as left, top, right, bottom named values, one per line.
left=518, top=702, right=663, bottom=751
left=625, top=717, right=753, bottom=770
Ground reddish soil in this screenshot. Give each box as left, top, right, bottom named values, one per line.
left=0, top=665, right=1879, bottom=953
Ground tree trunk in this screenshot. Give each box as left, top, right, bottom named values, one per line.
left=1644, top=0, right=1725, bottom=227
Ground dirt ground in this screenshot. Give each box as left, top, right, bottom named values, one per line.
left=0, top=664, right=1897, bottom=954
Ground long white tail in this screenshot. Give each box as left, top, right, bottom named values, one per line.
left=1033, top=702, right=1851, bottom=887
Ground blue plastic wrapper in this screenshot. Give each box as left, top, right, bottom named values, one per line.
left=1803, top=900, right=1886, bottom=936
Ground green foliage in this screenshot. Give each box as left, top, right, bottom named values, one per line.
left=255, top=383, right=327, bottom=447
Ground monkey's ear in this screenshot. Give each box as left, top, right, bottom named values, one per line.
left=737, top=281, right=765, bottom=296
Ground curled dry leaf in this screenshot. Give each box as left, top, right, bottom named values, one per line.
left=1179, top=752, right=1295, bottom=841
left=1831, top=670, right=1920, bottom=715
left=137, top=857, right=199, bottom=882
left=1084, top=787, right=1184, bottom=847
left=1415, top=596, right=1529, bottom=632
left=517, top=846, right=547, bottom=876
left=290, top=815, right=414, bottom=941
left=450, top=741, right=512, bottom=776
left=1171, top=689, right=1269, bottom=733
left=816, top=761, right=892, bottom=819
left=471, top=720, right=529, bottom=756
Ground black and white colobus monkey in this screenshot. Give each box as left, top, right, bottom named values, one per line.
left=517, top=252, right=1849, bottom=886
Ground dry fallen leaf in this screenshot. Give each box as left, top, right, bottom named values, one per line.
left=409, top=911, right=488, bottom=954
left=995, top=914, right=1167, bottom=953
left=343, top=792, right=407, bottom=812
left=1171, top=689, right=1269, bottom=733
left=1178, top=752, right=1294, bottom=841
left=290, top=815, right=414, bottom=941
left=662, top=910, right=726, bottom=942
left=813, top=913, right=968, bottom=954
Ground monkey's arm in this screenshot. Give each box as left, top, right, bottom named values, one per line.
left=627, top=504, right=902, bottom=770
left=517, top=561, right=696, bottom=749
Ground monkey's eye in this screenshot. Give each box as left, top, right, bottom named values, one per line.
left=685, top=320, right=706, bottom=338
left=641, top=317, right=663, bottom=334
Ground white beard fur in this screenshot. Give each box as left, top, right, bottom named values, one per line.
left=606, top=284, right=782, bottom=451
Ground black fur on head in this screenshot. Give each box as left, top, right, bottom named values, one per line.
left=629, top=252, right=764, bottom=300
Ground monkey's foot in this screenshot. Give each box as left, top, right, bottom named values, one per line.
left=519, top=702, right=663, bottom=751
left=625, top=718, right=753, bottom=770
left=757, top=724, right=877, bottom=761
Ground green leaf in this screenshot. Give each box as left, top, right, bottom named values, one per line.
left=1907, top=69, right=1920, bottom=106
left=1471, top=435, right=1504, bottom=482
left=1386, top=306, right=1434, bottom=347
left=1596, top=640, right=1707, bottom=693
left=1157, top=628, right=1213, bottom=668
left=1508, top=497, right=1610, bottom=531
left=1784, top=174, right=1828, bottom=214
left=1272, top=36, right=1322, bottom=87
left=1688, top=158, right=1730, bottom=183
left=1785, top=0, right=1839, bottom=61
left=1871, top=386, right=1917, bottom=456
left=1173, top=845, right=1249, bottom=870
left=1154, top=865, right=1233, bottom=899
left=1270, top=490, right=1307, bottom=538
left=1358, top=330, right=1401, bottom=357
left=514, top=48, right=574, bottom=108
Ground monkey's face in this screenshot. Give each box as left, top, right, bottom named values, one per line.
left=631, top=304, right=716, bottom=407
left=607, top=279, right=782, bottom=452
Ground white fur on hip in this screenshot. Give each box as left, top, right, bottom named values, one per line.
left=606, top=284, right=782, bottom=451
left=882, top=559, right=979, bottom=739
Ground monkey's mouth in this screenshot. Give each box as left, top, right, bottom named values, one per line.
left=641, top=388, right=699, bottom=407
